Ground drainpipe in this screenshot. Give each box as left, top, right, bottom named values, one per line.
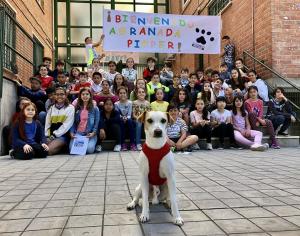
left=252, top=0, right=255, bottom=69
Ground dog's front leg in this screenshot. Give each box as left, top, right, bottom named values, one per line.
left=167, top=177, right=184, bottom=226
left=140, top=175, right=150, bottom=222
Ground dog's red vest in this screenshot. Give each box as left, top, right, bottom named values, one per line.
left=142, top=142, right=170, bottom=185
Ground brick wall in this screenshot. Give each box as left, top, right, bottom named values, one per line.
left=170, top=0, right=300, bottom=81
left=271, top=0, right=300, bottom=79
left=5, top=0, right=53, bottom=84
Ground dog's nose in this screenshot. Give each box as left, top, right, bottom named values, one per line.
left=153, top=129, right=162, bottom=137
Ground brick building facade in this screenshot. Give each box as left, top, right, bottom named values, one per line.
left=0, top=0, right=53, bottom=153
left=170, top=0, right=300, bottom=82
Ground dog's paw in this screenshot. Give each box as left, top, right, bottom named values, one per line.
left=139, top=213, right=150, bottom=223
left=127, top=201, right=136, bottom=210
left=174, top=217, right=184, bottom=226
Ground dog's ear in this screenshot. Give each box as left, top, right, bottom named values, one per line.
left=137, top=111, right=147, bottom=123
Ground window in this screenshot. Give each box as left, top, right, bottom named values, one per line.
left=208, top=0, right=231, bottom=15
left=33, top=36, right=44, bottom=72
left=0, top=0, right=16, bottom=72
left=54, top=0, right=169, bottom=67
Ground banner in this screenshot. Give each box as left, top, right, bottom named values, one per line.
left=103, top=9, right=221, bottom=54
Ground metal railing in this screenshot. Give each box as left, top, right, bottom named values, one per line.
left=0, top=3, right=35, bottom=97
left=243, top=50, right=300, bottom=119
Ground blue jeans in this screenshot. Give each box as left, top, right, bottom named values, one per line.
left=38, top=111, right=47, bottom=127
left=69, top=134, right=97, bottom=154
left=120, top=118, right=135, bottom=144
left=135, top=121, right=143, bottom=145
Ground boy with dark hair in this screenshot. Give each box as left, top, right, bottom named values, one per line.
left=221, top=35, right=235, bottom=72
left=180, top=68, right=189, bottom=88
left=37, top=64, right=54, bottom=90
left=143, top=57, right=159, bottom=82
left=55, top=71, right=71, bottom=94
left=85, top=34, right=105, bottom=67
left=219, top=63, right=231, bottom=82
left=160, top=61, right=174, bottom=86
left=51, top=60, right=66, bottom=82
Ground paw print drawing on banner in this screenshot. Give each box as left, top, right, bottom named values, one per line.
left=195, top=28, right=215, bottom=45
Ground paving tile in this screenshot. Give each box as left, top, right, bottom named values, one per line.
left=215, top=219, right=263, bottom=234
left=62, top=227, right=102, bottom=236
left=27, top=217, right=68, bottom=231
left=270, top=231, right=300, bottom=236
left=0, top=219, right=31, bottom=233
left=235, top=207, right=276, bottom=218
left=264, top=206, right=300, bottom=217
left=221, top=198, right=257, bottom=208
left=66, top=215, right=102, bottom=228
left=179, top=210, right=209, bottom=222
left=194, top=199, right=228, bottom=209
left=72, top=205, right=103, bottom=215
left=203, top=209, right=243, bottom=220
left=15, top=201, right=47, bottom=210
left=104, top=213, right=139, bottom=225
left=182, top=221, right=225, bottom=235
left=250, top=217, right=299, bottom=232
left=103, top=225, right=143, bottom=236
left=248, top=197, right=286, bottom=206
left=284, top=215, right=300, bottom=227
left=22, top=229, right=61, bottom=236
left=38, top=207, right=73, bottom=217
left=2, top=209, right=40, bottom=220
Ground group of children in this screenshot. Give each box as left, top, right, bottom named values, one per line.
left=4, top=53, right=296, bottom=159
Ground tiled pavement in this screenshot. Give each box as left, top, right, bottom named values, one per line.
left=0, top=148, right=300, bottom=236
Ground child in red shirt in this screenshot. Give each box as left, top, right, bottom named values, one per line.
left=70, top=72, right=91, bottom=97
left=37, top=64, right=54, bottom=90
left=245, top=86, right=279, bottom=148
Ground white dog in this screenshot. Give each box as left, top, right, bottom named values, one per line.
left=127, top=111, right=184, bottom=226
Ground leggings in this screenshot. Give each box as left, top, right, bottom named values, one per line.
left=234, top=130, right=262, bottom=147
left=14, top=143, right=48, bottom=160
left=248, top=112, right=276, bottom=143
left=190, top=124, right=212, bottom=143
left=212, top=123, right=235, bottom=144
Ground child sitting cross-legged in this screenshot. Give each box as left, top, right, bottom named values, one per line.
left=166, top=104, right=198, bottom=153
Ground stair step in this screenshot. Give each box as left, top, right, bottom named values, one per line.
left=100, top=136, right=299, bottom=150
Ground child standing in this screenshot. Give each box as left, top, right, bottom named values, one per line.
left=147, top=73, right=169, bottom=102
left=232, top=96, right=268, bottom=151
left=190, top=98, right=213, bottom=150
left=12, top=102, right=49, bottom=159
left=85, top=34, right=105, bottom=67
left=166, top=104, right=198, bottom=152
left=245, top=86, right=279, bottom=148
left=151, top=88, right=169, bottom=112
left=122, top=57, right=137, bottom=93
left=211, top=96, right=236, bottom=149
left=115, top=87, right=136, bottom=151
left=69, top=88, right=99, bottom=154
left=133, top=87, right=151, bottom=151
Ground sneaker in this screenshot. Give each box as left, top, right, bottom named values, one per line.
left=263, top=143, right=269, bottom=150
left=9, top=149, right=14, bottom=159
left=278, top=132, right=288, bottom=136
left=191, top=143, right=200, bottom=150
left=136, top=144, right=143, bottom=151
left=218, top=144, right=225, bottom=150
left=250, top=144, right=267, bottom=151
left=121, top=144, right=128, bottom=151
left=275, top=124, right=283, bottom=135
left=206, top=143, right=213, bottom=150
left=271, top=143, right=281, bottom=149
left=113, top=144, right=121, bottom=152
left=130, top=144, right=137, bottom=151
left=95, top=145, right=102, bottom=152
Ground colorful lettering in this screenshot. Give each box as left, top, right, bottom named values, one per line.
left=116, top=15, right=121, bottom=23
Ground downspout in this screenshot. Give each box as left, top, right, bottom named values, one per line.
left=252, top=0, right=255, bottom=69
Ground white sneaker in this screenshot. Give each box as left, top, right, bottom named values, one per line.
left=250, top=144, right=266, bottom=151
left=206, top=143, right=213, bottom=150
left=191, top=143, right=200, bottom=150
left=137, top=144, right=143, bottom=151
left=113, top=144, right=121, bottom=152
left=263, top=143, right=269, bottom=150
left=95, top=145, right=102, bottom=152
